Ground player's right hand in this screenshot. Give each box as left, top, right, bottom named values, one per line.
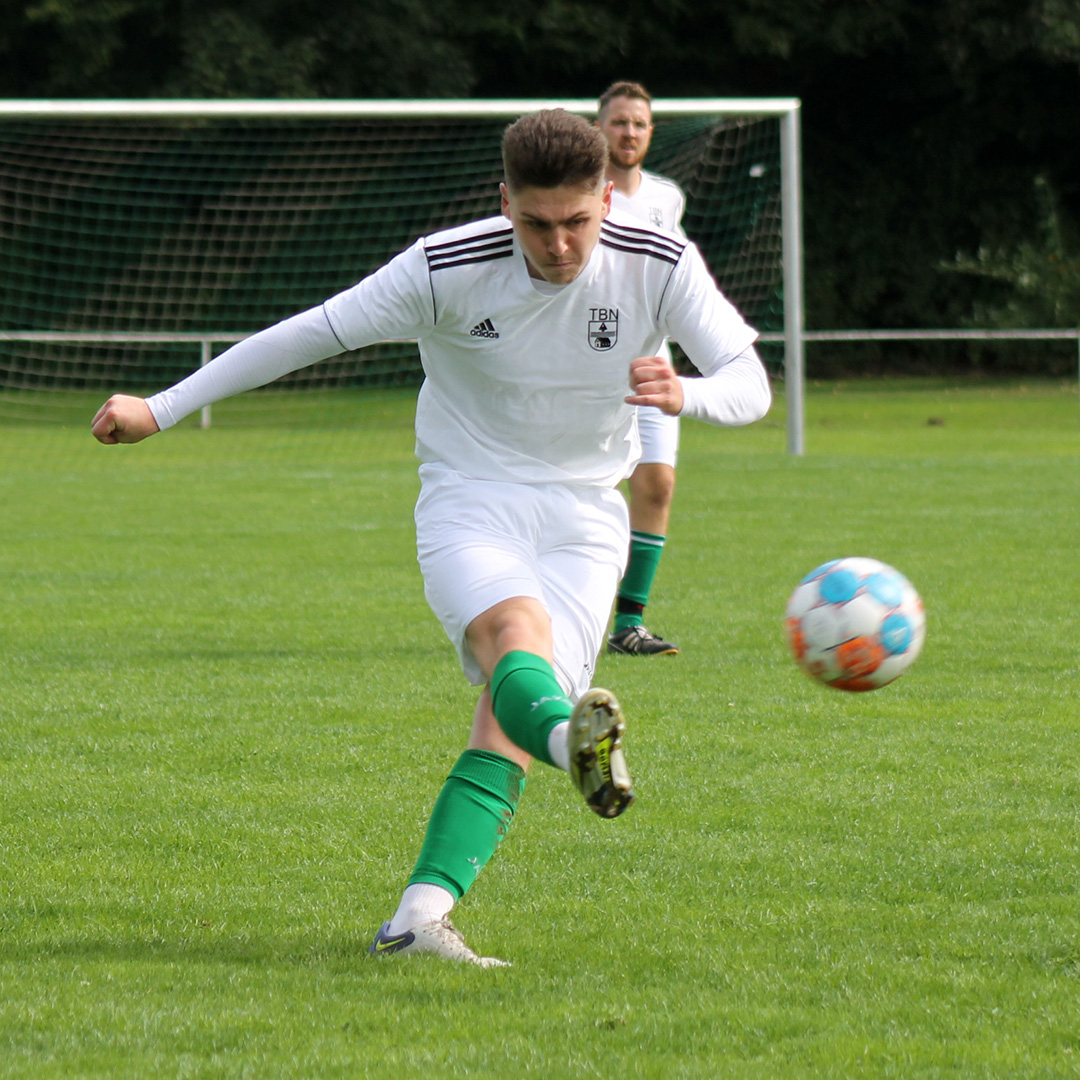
left=91, top=394, right=160, bottom=444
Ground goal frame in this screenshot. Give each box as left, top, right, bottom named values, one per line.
left=0, top=97, right=805, bottom=453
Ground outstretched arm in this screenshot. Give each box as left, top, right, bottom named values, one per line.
left=89, top=239, right=434, bottom=443
left=91, top=394, right=160, bottom=444
left=89, top=305, right=345, bottom=442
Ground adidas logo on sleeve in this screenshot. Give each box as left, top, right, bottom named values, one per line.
left=470, top=318, right=500, bottom=339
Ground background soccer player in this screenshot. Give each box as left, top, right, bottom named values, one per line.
left=596, top=81, right=687, bottom=657
left=92, top=109, right=770, bottom=967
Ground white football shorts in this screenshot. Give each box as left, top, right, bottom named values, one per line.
left=415, top=463, right=629, bottom=699
left=636, top=405, right=680, bottom=467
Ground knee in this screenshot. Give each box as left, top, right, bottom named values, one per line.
left=466, top=597, right=553, bottom=677
left=631, top=464, right=676, bottom=512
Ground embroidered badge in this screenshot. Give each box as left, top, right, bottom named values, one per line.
left=588, top=307, right=618, bottom=351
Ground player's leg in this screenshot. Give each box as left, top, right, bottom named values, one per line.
left=468, top=595, right=633, bottom=818
left=627, top=459, right=676, bottom=535
left=532, top=481, right=635, bottom=817
left=411, top=468, right=629, bottom=786
left=371, top=468, right=542, bottom=966
left=610, top=408, right=680, bottom=656
left=372, top=470, right=626, bottom=965
left=371, top=684, right=527, bottom=968
left=465, top=584, right=632, bottom=810
left=467, top=596, right=569, bottom=768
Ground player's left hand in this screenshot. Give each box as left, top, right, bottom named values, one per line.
left=625, top=356, right=683, bottom=415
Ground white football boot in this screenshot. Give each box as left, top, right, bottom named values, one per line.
left=369, top=917, right=509, bottom=968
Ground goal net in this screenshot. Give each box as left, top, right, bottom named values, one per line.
left=0, top=99, right=801, bottom=434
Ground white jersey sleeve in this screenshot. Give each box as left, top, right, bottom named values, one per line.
left=659, top=241, right=771, bottom=426
left=146, top=306, right=344, bottom=430
left=322, top=238, right=433, bottom=348
left=616, top=172, right=769, bottom=425
left=678, top=345, right=772, bottom=427
left=145, top=241, right=433, bottom=431
left=612, top=170, right=686, bottom=376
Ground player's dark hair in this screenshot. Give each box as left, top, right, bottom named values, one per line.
left=502, top=109, right=608, bottom=193
left=597, top=80, right=653, bottom=116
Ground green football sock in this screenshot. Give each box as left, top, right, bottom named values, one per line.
left=489, top=650, right=572, bottom=767
left=407, top=749, right=526, bottom=900
left=614, top=531, right=666, bottom=632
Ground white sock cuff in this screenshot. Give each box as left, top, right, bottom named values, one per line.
left=387, top=882, right=455, bottom=936
left=547, top=720, right=570, bottom=773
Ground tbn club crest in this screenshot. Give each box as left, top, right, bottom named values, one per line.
left=588, top=307, right=618, bottom=351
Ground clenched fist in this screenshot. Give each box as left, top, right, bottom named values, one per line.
left=625, top=356, right=683, bottom=416
left=91, top=395, right=160, bottom=444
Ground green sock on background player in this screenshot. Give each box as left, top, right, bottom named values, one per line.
left=614, top=530, right=666, bottom=632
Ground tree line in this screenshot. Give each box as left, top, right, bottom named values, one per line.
left=2, top=0, right=1078, bottom=373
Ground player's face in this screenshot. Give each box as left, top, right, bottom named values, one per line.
left=597, top=97, right=654, bottom=172
left=501, top=181, right=613, bottom=284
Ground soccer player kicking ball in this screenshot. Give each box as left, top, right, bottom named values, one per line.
left=597, top=80, right=689, bottom=657
left=92, top=110, right=770, bottom=967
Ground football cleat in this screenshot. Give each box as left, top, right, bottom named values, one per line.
left=607, top=624, right=679, bottom=656
left=368, top=918, right=509, bottom=968
left=568, top=687, right=635, bottom=818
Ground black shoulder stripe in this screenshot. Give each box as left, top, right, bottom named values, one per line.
left=600, top=236, right=681, bottom=265
left=429, top=249, right=515, bottom=272
left=604, top=218, right=684, bottom=240
left=427, top=235, right=513, bottom=256
left=603, top=219, right=686, bottom=254
left=426, top=227, right=514, bottom=271
left=426, top=227, right=513, bottom=257
left=601, top=221, right=686, bottom=264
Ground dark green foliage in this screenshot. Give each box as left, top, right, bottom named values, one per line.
left=2, top=0, right=1078, bottom=372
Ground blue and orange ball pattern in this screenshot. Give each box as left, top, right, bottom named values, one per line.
left=785, top=557, right=926, bottom=691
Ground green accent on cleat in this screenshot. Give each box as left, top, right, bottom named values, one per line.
left=568, top=687, right=635, bottom=818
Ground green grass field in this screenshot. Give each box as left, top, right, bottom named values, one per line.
left=2, top=378, right=1079, bottom=1078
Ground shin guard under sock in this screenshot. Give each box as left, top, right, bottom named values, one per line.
left=407, top=749, right=526, bottom=900
left=489, top=650, right=572, bottom=767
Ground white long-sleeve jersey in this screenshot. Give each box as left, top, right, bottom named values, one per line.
left=611, top=169, right=686, bottom=238
left=147, top=208, right=770, bottom=487
left=611, top=168, right=686, bottom=383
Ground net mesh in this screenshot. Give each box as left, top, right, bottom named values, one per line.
left=0, top=110, right=785, bottom=423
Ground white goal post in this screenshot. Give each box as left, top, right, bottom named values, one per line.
left=0, top=97, right=805, bottom=452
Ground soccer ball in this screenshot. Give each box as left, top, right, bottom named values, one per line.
left=784, top=557, right=925, bottom=691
